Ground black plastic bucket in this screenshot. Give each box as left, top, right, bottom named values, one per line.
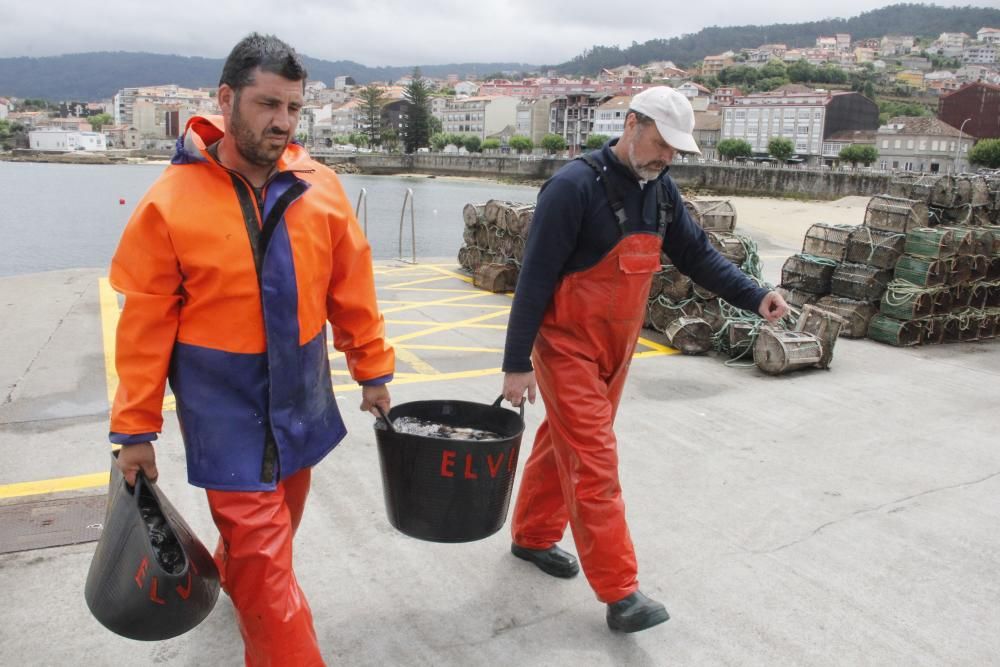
left=85, top=453, right=220, bottom=641
left=375, top=396, right=524, bottom=543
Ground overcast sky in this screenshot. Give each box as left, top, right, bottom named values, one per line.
left=3, top=1, right=994, bottom=66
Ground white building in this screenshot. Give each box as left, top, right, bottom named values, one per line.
left=592, top=96, right=632, bottom=138
left=0, top=98, right=9, bottom=120
left=453, top=81, right=479, bottom=96
left=442, top=96, right=518, bottom=140
left=514, top=97, right=554, bottom=145
left=977, top=28, right=1000, bottom=45
left=963, top=45, right=997, bottom=65
left=29, top=128, right=107, bottom=151
left=721, top=89, right=878, bottom=165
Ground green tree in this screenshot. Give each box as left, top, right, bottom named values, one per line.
left=445, top=133, right=466, bottom=148
left=347, top=131, right=367, bottom=148
left=358, top=84, right=386, bottom=148
left=428, top=115, right=442, bottom=136
left=463, top=135, right=482, bottom=153
left=430, top=132, right=448, bottom=151
left=717, top=138, right=753, bottom=160
left=402, top=67, right=432, bottom=153
left=585, top=133, right=611, bottom=150
left=481, top=138, right=501, bottom=150
left=508, top=135, right=533, bottom=154
left=540, top=133, right=567, bottom=154
left=768, top=137, right=795, bottom=162
left=87, top=112, right=112, bottom=131
left=877, top=100, right=930, bottom=125
left=969, top=139, right=1000, bottom=169
left=787, top=60, right=815, bottom=83
left=839, top=144, right=879, bottom=166
left=380, top=127, right=400, bottom=152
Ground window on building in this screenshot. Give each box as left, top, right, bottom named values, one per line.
left=919, top=140, right=927, bottom=150
left=894, top=139, right=901, bottom=149
left=931, top=140, right=939, bottom=151
left=882, top=139, right=889, bottom=148
left=906, top=139, right=914, bottom=149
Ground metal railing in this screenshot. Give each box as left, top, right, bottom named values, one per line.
left=354, top=188, right=368, bottom=236
left=398, top=188, right=417, bottom=264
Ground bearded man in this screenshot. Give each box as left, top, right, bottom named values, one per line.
left=109, top=33, right=394, bottom=665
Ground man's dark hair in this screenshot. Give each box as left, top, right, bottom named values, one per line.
left=627, top=109, right=654, bottom=126
left=219, top=33, right=308, bottom=91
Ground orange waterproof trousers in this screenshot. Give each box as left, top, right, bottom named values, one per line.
left=511, top=233, right=662, bottom=603
left=207, top=468, right=324, bottom=666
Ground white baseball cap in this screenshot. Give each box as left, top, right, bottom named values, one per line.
left=629, top=87, right=701, bottom=155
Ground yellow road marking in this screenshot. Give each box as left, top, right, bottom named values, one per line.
left=386, top=275, right=458, bottom=289
left=386, top=320, right=508, bottom=329
left=389, top=309, right=510, bottom=344
left=395, top=344, right=503, bottom=353
left=98, top=278, right=120, bottom=405
left=0, top=472, right=110, bottom=499
left=380, top=292, right=503, bottom=315
left=333, top=367, right=502, bottom=391
left=425, top=265, right=475, bottom=284
left=392, top=345, right=440, bottom=375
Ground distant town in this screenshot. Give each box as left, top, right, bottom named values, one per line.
left=2, top=27, right=1000, bottom=172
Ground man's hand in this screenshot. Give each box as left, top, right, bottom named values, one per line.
left=758, top=291, right=790, bottom=323
left=503, top=371, right=536, bottom=407
left=116, top=442, right=158, bottom=487
left=361, top=384, right=391, bottom=417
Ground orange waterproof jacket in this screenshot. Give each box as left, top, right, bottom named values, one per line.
left=109, top=115, right=394, bottom=491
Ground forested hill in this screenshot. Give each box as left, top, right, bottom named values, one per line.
left=556, top=3, right=1000, bottom=74
left=0, top=54, right=535, bottom=101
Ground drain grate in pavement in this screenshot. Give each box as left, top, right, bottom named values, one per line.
left=0, top=494, right=106, bottom=555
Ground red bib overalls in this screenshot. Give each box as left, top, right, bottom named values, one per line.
left=511, top=227, right=663, bottom=603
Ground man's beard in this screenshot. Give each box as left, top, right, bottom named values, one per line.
left=231, top=101, right=289, bottom=168
left=627, top=133, right=666, bottom=182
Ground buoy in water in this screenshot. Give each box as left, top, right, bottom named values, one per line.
left=119, top=198, right=126, bottom=205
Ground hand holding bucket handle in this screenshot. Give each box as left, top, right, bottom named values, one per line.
left=493, top=395, right=525, bottom=419
left=375, top=405, right=396, bottom=433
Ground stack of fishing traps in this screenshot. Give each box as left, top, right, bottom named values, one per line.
left=866, top=173, right=1000, bottom=346
left=776, top=173, right=1000, bottom=347
left=457, top=200, right=534, bottom=283
left=643, top=198, right=838, bottom=375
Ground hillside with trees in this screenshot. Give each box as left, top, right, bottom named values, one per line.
left=557, top=4, right=1000, bottom=74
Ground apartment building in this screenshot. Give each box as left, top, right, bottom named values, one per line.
left=963, top=45, right=998, bottom=65
left=442, top=96, right=518, bottom=140
left=880, top=35, right=916, bottom=56
left=702, top=52, right=736, bottom=77
left=977, top=28, right=1000, bottom=45
left=0, top=98, right=8, bottom=120
left=721, top=89, right=878, bottom=165
left=876, top=116, right=973, bottom=172
left=693, top=112, right=722, bottom=160
left=933, top=32, right=970, bottom=58
left=896, top=70, right=926, bottom=90
left=112, top=85, right=216, bottom=131
left=592, top=96, right=632, bottom=138
left=938, top=82, right=1000, bottom=139
left=515, top=97, right=554, bottom=145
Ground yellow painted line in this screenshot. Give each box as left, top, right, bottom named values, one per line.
left=333, top=367, right=502, bottom=391
left=388, top=287, right=492, bottom=294
left=397, top=344, right=502, bottom=353
left=636, top=336, right=678, bottom=354
left=425, top=265, right=475, bottom=285
left=381, top=301, right=510, bottom=310
left=392, top=345, right=440, bottom=375
left=380, top=292, right=502, bottom=315
left=98, top=278, right=120, bottom=405
left=386, top=275, right=458, bottom=289
left=386, top=320, right=507, bottom=330
left=330, top=370, right=424, bottom=379
left=0, top=472, right=110, bottom=499
left=389, top=309, right=511, bottom=344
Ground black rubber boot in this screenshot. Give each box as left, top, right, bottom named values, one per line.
left=606, top=591, right=670, bottom=633
left=510, top=543, right=580, bottom=578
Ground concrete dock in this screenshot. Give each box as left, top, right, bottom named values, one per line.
left=1, top=197, right=999, bottom=666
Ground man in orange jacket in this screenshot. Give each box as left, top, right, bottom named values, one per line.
left=109, top=33, right=394, bottom=665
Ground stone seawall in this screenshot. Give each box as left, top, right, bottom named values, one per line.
left=314, top=153, right=893, bottom=200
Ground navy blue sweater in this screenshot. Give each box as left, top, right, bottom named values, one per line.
left=501, top=142, right=769, bottom=373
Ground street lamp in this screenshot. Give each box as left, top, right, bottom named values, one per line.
left=955, top=117, right=971, bottom=174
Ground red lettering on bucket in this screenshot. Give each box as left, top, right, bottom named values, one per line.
left=487, top=453, right=505, bottom=478
left=441, top=450, right=456, bottom=477
left=175, top=572, right=192, bottom=600
left=464, top=454, right=478, bottom=480
left=134, top=557, right=149, bottom=590
left=149, top=577, right=166, bottom=605
left=507, top=445, right=519, bottom=472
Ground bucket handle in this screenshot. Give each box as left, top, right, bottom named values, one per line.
left=374, top=405, right=396, bottom=433
left=492, top=395, right=525, bottom=420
